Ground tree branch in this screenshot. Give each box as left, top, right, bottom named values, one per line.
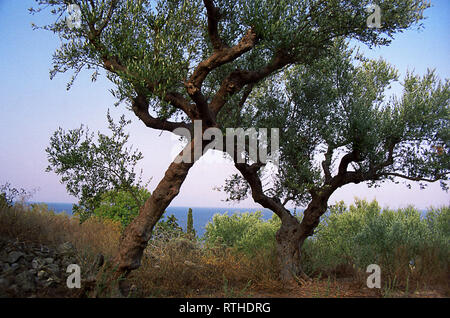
left=203, top=0, right=226, bottom=51
left=131, top=94, right=192, bottom=135
left=337, top=150, right=361, bottom=176
left=234, top=162, right=291, bottom=220
left=185, top=28, right=258, bottom=97
left=321, top=145, right=333, bottom=183
left=184, top=26, right=258, bottom=124
left=210, top=50, right=294, bottom=115
left=379, top=172, right=447, bottom=183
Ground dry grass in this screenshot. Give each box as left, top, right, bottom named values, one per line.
left=0, top=203, right=447, bottom=298
left=128, top=235, right=282, bottom=297
left=0, top=203, right=280, bottom=297
left=0, top=203, right=121, bottom=257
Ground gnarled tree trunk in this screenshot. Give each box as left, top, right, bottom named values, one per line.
left=116, top=141, right=196, bottom=275
left=276, top=194, right=329, bottom=283
left=276, top=213, right=304, bottom=282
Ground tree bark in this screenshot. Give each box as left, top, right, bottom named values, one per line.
left=276, top=193, right=329, bottom=283
left=116, top=141, right=196, bottom=275
left=275, top=213, right=304, bottom=283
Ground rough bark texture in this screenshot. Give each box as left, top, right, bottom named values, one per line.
left=116, top=141, right=196, bottom=275
left=234, top=162, right=310, bottom=283
left=275, top=213, right=303, bottom=282
left=276, top=194, right=329, bottom=283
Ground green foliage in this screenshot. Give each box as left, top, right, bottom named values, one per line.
left=204, top=211, right=280, bottom=256
left=32, top=0, right=429, bottom=115
left=186, top=208, right=196, bottom=238
left=301, top=199, right=450, bottom=277
left=93, top=187, right=150, bottom=228
left=46, top=111, right=147, bottom=222
left=92, top=187, right=183, bottom=237
left=203, top=199, right=449, bottom=284
left=153, top=213, right=184, bottom=239
left=225, top=39, right=449, bottom=207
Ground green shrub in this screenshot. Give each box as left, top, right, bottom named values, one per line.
left=301, top=198, right=450, bottom=286
left=93, top=187, right=150, bottom=228
left=92, top=188, right=183, bottom=238
left=153, top=213, right=184, bottom=240
left=204, top=211, right=280, bottom=256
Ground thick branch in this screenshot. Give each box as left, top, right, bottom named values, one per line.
left=337, top=150, right=361, bottom=176
left=131, top=94, right=192, bottom=135
left=203, top=0, right=225, bottom=51
left=185, top=27, right=258, bottom=124
left=234, top=162, right=291, bottom=221
left=144, top=80, right=197, bottom=119
left=321, top=146, right=333, bottom=183
left=210, top=50, right=294, bottom=115
left=187, top=28, right=258, bottom=90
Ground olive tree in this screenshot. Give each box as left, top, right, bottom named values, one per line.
left=46, top=112, right=146, bottom=221
left=33, top=0, right=430, bottom=278
left=223, top=40, right=449, bottom=282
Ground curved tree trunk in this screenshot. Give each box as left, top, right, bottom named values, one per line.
left=116, top=141, right=196, bottom=275
left=276, top=213, right=304, bottom=282
left=276, top=194, right=329, bottom=283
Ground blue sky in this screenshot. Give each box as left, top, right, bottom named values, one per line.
left=0, top=0, right=449, bottom=209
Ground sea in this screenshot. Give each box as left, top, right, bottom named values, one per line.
left=25, top=202, right=431, bottom=238
left=27, top=202, right=286, bottom=238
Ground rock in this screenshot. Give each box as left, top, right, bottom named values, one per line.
left=62, top=256, right=77, bottom=268
left=7, top=263, right=20, bottom=274
left=7, top=284, right=19, bottom=295
left=28, top=268, right=37, bottom=275
left=31, top=257, right=45, bottom=269
left=37, top=270, right=48, bottom=280
left=16, top=271, right=36, bottom=292
left=58, top=242, right=76, bottom=256
left=2, top=263, right=11, bottom=272
left=44, top=277, right=61, bottom=288
left=0, top=282, right=9, bottom=297
left=0, top=237, right=81, bottom=296
left=0, top=277, right=10, bottom=290
left=7, top=251, right=25, bottom=264
left=45, top=263, right=60, bottom=275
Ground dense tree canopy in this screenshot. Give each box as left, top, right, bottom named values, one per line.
left=224, top=40, right=449, bottom=207
left=32, top=0, right=430, bottom=134
left=34, top=0, right=435, bottom=280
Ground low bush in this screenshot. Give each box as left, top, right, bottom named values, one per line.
left=204, top=211, right=280, bottom=256
left=301, top=199, right=449, bottom=290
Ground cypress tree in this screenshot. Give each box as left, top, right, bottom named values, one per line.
left=187, top=208, right=195, bottom=238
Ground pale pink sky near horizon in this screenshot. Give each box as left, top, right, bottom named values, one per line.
left=0, top=0, right=449, bottom=209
